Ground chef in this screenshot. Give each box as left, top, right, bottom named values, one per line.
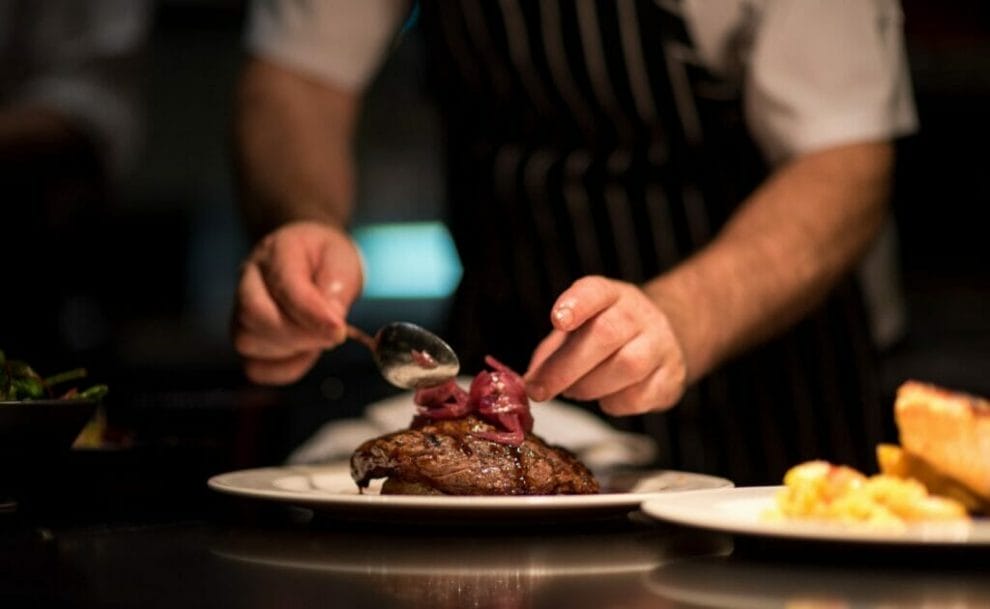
left=231, top=0, right=917, bottom=485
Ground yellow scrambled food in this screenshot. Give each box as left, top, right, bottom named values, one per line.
left=764, top=460, right=968, bottom=527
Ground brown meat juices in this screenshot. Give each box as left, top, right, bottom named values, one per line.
left=350, top=356, right=600, bottom=495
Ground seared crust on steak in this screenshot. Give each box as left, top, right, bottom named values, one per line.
left=350, top=415, right=599, bottom=495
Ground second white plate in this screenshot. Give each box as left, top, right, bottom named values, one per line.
left=640, top=486, right=990, bottom=546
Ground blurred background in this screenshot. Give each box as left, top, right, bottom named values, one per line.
left=1, top=0, right=988, bottom=472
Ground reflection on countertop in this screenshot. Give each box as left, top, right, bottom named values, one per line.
left=647, top=553, right=990, bottom=609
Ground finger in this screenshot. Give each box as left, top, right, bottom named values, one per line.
left=549, top=276, right=621, bottom=332
left=234, top=330, right=332, bottom=360
left=243, top=351, right=322, bottom=386
left=524, top=329, right=566, bottom=380
left=312, top=243, right=362, bottom=343
left=525, top=304, right=638, bottom=402
left=561, top=334, right=658, bottom=401
left=233, top=264, right=335, bottom=357
left=234, top=261, right=282, bottom=334
left=524, top=276, right=623, bottom=401
left=259, top=237, right=340, bottom=336
left=598, top=359, right=686, bottom=416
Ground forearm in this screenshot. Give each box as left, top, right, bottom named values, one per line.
left=645, top=141, right=894, bottom=383
left=234, top=57, right=359, bottom=240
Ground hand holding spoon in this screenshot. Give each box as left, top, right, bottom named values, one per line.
left=347, top=322, right=460, bottom=389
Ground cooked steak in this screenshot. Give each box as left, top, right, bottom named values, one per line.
left=351, top=414, right=600, bottom=495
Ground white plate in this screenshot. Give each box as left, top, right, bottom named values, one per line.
left=207, top=463, right=732, bottom=522
left=641, top=486, right=990, bottom=546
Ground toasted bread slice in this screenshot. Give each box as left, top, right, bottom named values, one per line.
left=894, top=380, right=990, bottom=506
left=877, top=443, right=990, bottom=515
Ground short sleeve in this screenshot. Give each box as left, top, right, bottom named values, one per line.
left=741, top=0, right=918, bottom=165
left=245, top=0, right=410, bottom=92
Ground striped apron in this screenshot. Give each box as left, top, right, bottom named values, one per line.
left=417, top=0, right=885, bottom=485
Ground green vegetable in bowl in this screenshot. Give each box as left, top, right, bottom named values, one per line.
left=0, top=349, right=108, bottom=401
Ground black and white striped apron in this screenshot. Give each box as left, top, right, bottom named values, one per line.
left=416, top=0, right=886, bottom=485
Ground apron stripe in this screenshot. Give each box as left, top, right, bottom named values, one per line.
left=785, top=334, right=822, bottom=460
left=494, top=144, right=549, bottom=324
left=434, top=4, right=483, bottom=89
left=562, top=149, right=605, bottom=275
left=604, top=150, right=644, bottom=281
left=662, top=39, right=705, bottom=147
left=575, top=0, right=635, bottom=144
left=498, top=0, right=557, bottom=120
left=654, top=0, right=683, bottom=16
left=644, top=183, right=682, bottom=269
left=681, top=182, right=711, bottom=247
left=616, top=0, right=659, bottom=125
left=539, top=0, right=597, bottom=141
left=524, top=147, right=572, bottom=293
left=460, top=0, right=514, bottom=100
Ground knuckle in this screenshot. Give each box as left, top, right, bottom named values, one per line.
left=652, top=369, right=686, bottom=411
left=653, top=388, right=679, bottom=411
left=589, top=313, right=626, bottom=351
left=247, top=361, right=299, bottom=386
left=662, top=351, right=688, bottom=390
left=607, top=356, right=639, bottom=384
left=606, top=370, right=681, bottom=416
left=600, top=394, right=636, bottom=416
left=577, top=275, right=610, bottom=293
left=244, top=362, right=276, bottom=385
left=618, top=342, right=652, bottom=379
left=232, top=333, right=255, bottom=356
left=598, top=396, right=621, bottom=415
left=238, top=297, right=263, bottom=322
left=542, top=371, right=573, bottom=398
left=563, top=381, right=592, bottom=402
left=622, top=385, right=653, bottom=414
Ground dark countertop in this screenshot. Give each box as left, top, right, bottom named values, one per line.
left=3, top=440, right=990, bottom=609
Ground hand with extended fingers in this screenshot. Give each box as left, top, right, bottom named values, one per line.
left=523, top=275, right=688, bottom=416
left=232, top=221, right=364, bottom=385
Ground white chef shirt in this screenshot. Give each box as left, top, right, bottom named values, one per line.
left=245, top=0, right=918, bottom=167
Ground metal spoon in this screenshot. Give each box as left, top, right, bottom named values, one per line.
left=347, top=322, right=460, bottom=389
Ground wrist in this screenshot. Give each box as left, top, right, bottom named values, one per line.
left=643, top=264, right=727, bottom=385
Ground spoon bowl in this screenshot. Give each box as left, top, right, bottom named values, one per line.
left=348, top=322, right=459, bottom=389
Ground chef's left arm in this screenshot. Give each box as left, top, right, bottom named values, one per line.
left=524, top=0, right=917, bottom=415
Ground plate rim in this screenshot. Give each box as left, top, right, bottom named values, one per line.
left=639, top=485, right=990, bottom=546
left=207, top=463, right=733, bottom=512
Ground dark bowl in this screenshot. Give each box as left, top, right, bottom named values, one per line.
left=0, top=398, right=98, bottom=469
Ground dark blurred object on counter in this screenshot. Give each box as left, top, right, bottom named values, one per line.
left=0, top=0, right=153, bottom=370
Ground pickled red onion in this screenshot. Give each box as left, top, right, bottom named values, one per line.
left=413, top=355, right=533, bottom=446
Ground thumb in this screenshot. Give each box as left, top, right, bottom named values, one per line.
left=313, top=240, right=364, bottom=341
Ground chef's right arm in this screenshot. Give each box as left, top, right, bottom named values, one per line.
left=232, top=0, right=409, bottom=384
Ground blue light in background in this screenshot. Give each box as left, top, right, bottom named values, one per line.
left=352, top=222, right=463, bottom=299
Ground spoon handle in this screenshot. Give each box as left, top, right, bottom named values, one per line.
left=346, top=324, right=376, bottom=351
